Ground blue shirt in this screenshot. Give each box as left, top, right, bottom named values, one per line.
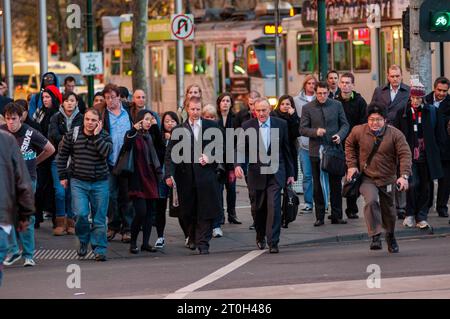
left=258, top=117, right=271, bottom=151
left=108, top=106, right=131, bottom=166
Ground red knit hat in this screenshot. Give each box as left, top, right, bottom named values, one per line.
left=410, top=79, right=426, bottom=98
left=43, top=85, right=62, bottom=105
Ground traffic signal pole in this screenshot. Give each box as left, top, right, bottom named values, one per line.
left=2, top=0, right=13, bottom=97
left=317, top=0, right=328, bottom=81
left=38, top=0, right=48, bottom=85
left=86, top=0, right=94, bottom=106
left=410, top=0, right=432, bottom=90
left=175, top=0, right=184, bottom=112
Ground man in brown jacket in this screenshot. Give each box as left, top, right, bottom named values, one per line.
left=345, top=104, right=412, bottom=253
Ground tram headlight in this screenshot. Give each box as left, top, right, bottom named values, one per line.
left=268, top=97, right=278, bottom=108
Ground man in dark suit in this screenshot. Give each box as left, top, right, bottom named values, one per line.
left=371, top=64, right=411, bottom=219
left=165, top=96, right=222, bottom=255
left=425, top=77, right=450, bottom=218
left=235, top=98, right=295, bottom=253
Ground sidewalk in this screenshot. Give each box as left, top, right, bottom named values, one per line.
left=31, top=181, right=450, bottom=260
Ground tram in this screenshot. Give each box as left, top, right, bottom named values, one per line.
left=282, top=0, right=450, bottom=102
left=102, top=6, right=291, bottom=114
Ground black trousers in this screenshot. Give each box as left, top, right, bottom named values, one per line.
left=154, top=198, right=167, bottom=238
left=429, top=160, right=450, bottom=214
left=310, top=157, right=343, bottom=221
left=131, top=198, right=154, bottom=247
left=186, top=187, right=213, bottom=251
left=406, top=162, right=431, bottom=222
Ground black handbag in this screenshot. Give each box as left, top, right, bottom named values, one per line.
left=342, top=134, right=384, bottom=198
left=282, top=185, right=300, bottom=228
left=112, top=147, right=134, bottom=176
left=321, top=144, right=346, bottom=177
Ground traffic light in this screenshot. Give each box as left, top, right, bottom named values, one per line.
left=430, top=11, right=450, bottom=31
left=420, top=0, right=450, bottom=42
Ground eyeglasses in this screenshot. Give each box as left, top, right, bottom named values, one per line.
left=368, top=118, right=385, bottom=123
left=104, top=95, right=118, bottom=100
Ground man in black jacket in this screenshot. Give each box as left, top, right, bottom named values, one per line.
left=425, top=77, right=450, bottom=218
left=336, top=72, right=367, bottom=219
left=0, top=130, right=35, bottom=286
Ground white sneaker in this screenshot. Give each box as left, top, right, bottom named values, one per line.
left=23, top=258, right=36, bottom=267
left=416, top=220, right=430, bottom=229
left=155, top=237, right=165, bottom=248
left=212, top=227, right=223, bottom=238
left=3, top=252, right=21, bottom=266
left=403, top=216, right=415, bottom=228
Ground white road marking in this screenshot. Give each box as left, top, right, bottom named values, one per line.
left=164, top=249, right=266, bottom=299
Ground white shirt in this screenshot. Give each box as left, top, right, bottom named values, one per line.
left=0, top=224, right=12, bottom=235
left=390, top=86, right=399, bottom=102
left=258, top=117, right=271, bottom=151
left=305, top=94, right=315, bottom=102
left=433, top=95, right=443, bottom=108
left=189, top=118, right=202, bottom=140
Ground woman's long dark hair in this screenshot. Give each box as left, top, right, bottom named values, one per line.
left=216, top=92, right=234, bottom=117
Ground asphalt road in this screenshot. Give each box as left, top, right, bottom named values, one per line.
left=2, top=235, right=450, bottom=299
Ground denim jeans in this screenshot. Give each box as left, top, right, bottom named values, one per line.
left=71, top=178, right=109, bottom=255
left=0, top=228, right=10, bottom=286
left=7, top=180, right=37, bottom=259
left=299, top=148, right=330, bottom=209
left=51, top=160, right=73, bottom=218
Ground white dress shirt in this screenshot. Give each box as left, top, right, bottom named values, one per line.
left=190, top=118, right=202, bottom=140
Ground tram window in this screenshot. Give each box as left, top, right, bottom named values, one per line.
left=122, top=48, right=132, bottom=76
left=195, top=44, right=206, bottom=74
left=185, top=45, right=193, bottom=75
left=333, top=30, right=351, bottom=71
left=233, top=43, right=246, bottom=75
left=352, top=28, right=371, bottom=71
left=111, top=48, right=121, bottom=75
left=168, top=47, right=176, bottom=75
left=297, top=33, right=315, bottom=73
left=247, top=44, right=280, bottom=78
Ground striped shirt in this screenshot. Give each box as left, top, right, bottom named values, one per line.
left=57, top=128, right=112, bottom=181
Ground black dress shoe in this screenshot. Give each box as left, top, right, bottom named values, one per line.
left=188, top=242, right=197, bottom=250
left=249, top=223, right=255, bottom=230
left=370, top=234, right=382, bottom=250
left=331, top=219, right=347, bottom=224
left=129, top=245, right=139, bottom=254
left=77, top=242, right=88, bottom=257
left=269, top=244, right=279, bottom=254
left=397, top=211, right=406, bottom=220
left=198, top=249, right=210, bottom=255
left=385, top=233, right=399, bottom=253
left=228, top=217, right=242, bottom=224
left=438, top=211, right=449, bottom=218
left=346, top=213, right=359, bottom=219
left=314, top=220, right=324, bottom=227
left=256, top=239, right=266, bottom=250
left=141, top=245, right=157, bottom=252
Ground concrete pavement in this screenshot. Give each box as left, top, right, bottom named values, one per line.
left=29, top=180, right=450, bottom=261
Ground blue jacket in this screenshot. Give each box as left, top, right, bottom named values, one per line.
left=28, top=72, right=60, bottom=118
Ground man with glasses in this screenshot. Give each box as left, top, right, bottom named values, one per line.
left=345, top=104, right=411, bottom=253
left=300, top=81, right=349, bottom=227
left=102, top=84, right=133, bottom=243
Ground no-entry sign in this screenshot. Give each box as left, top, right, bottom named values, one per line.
left=171, top=14, right=194, bottom=40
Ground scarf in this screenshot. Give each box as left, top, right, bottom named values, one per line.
left=411, top=104, right=425, bottom=160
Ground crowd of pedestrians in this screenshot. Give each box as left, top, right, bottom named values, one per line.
left=0, top=65, right=449, bottom=280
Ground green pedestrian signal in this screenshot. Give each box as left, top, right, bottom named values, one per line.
left=430, top=11, right=450, bottom=31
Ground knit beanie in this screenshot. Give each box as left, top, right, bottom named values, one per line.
left=410, top=79, right=426, bottom=98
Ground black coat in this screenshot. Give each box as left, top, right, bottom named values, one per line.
left=218, top=111, right=236, bottom=172
left=270, top=109, right=300, bottom=180
left=233, top=107, right=254, bottom=129
left=394, top=103, right=446, bottom=179
left=164, top=118, right=222, bottom=221
left=48, top=111, right=84, bottom=152
left=371, top=82, right=410, bottom=124
left=425, top=92, right=450, bottom=161
left=336, top=91, right=367, bottom=131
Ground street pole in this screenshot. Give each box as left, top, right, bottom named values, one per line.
left=274, top=0, right=280, bottom=98
left=410, top=0, right=432, bottom=90
left=86, top=0, right=94, bottom=105
left=175, top=0, right=184, bottom=112
left=2, top=0, right=13, bottom=97
left=317, top=0, right=328, bottom=81
left=38, top=0, right=48, bottom=84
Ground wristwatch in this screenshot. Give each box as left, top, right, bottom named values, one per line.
left=401, top=174, right=409, bottom=180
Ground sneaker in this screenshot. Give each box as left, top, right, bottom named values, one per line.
left=23, top=258, right=36, bottom=267
left=416, top=220, right=431, bottom=229
left=403, top=216, right=415, bottom=228
left=155, top=237, right=165, bottom=249
left=301, top=205, right=313, bottom=212
left=3, top=252, right=21, bottom=266
left=212, top=227, right=223, bottom=238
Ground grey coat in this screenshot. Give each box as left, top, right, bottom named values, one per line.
left=299, top=98, right=350, bottom=158
left=370, top=82, right=410, bottom=124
